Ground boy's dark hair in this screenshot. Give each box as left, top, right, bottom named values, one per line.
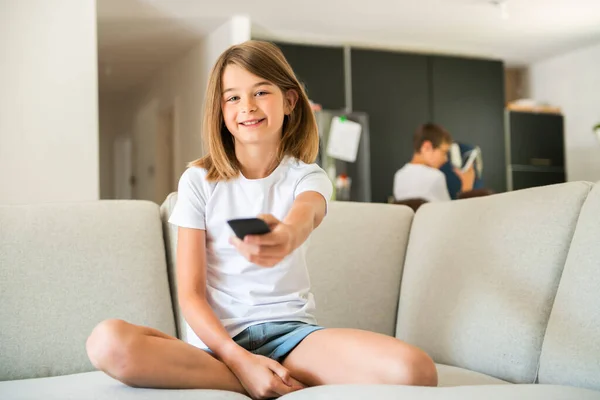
left=413, top=123, right=452, bottom=152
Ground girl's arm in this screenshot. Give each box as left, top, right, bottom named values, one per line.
left=230, top=191, right=327, bottom=266
left=176, top=227, right=242, bottom=362
left=177, top=227, right=305, bottom=397
left=282, top=191, right=327, bottom=251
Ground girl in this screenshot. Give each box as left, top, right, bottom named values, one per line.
left=86, top=40, right=437, bottom=399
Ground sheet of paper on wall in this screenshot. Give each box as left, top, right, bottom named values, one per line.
left=326, top=116, right=362, bottom=162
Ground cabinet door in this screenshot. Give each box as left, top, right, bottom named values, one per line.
left=511, top=170, right=566, bottom=191
left=508, top=111, right=565, bottom=168
left=431, top=56, right=506, bottom=193
left=352, top=49, right=430, bottom=203
left=275, top=42, right=345, bottom=110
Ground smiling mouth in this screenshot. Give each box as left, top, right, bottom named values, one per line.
left=239, top=118, right=265, bottom=126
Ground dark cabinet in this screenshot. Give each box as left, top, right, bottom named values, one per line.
left=511, top=169, right=566, bottom=191
left=351, top=49, right=430, bottom=203
left=274, top=42, right=346, bottom=110
left=430, top=56, right=506, bottom=193
left=506, top=111, right=565, bottom=190
left=508, top=111, right=564, bottom=167
left=271, top=41, right=507, bottom=202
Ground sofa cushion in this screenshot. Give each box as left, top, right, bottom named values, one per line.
left=0, top=201, right=176, bottom=381
left=305, top=201, right=413, bottom=335
left=538, top=183, right=600, bottom=391
left=0, top=371, right=250, bottom=399
left=396, top=182, right=593, bottom=383
left=160, top=192, right=186, bottom=341
left=279, top=384, right=600, bottom=400
left=436, top=364, right=508, bottom=387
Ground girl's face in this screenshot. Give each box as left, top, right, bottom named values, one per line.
left=221, top=64, right=297, bottom=149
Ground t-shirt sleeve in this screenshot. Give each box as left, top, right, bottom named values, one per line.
left=392, top=169, right=402, bottom=201
left=430, top=173, right=452, bottom=202
left=293, top=164, right=334, bottom=209
left=168, top=168, right=207, bottom=229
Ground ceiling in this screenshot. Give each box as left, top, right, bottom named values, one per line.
left=97, top=1, right=225, bottom=92
left=97, top=0, right=600, bottom=93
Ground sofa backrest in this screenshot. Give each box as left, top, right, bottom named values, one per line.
left=160, top=195, right=415, bottom=339
left=160, top=193, right=187, bottom=341
left=305, top=201, right=413, bottom=335
left=395, top=182, right=593, bottom=384
left=0, top=201, right=176, bottom=381
left=538, top=183, right=600, bottom=391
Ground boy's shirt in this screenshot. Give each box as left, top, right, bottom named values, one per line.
left=393, top=163, right=451, bottom=202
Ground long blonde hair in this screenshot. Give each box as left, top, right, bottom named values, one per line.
left=189, top=40, right=319, bottom=181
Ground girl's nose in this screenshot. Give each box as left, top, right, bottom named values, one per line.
left=240, top=97, right=257, bottom=113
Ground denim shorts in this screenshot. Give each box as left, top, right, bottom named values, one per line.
left=228, top=321, right=324, bottom=363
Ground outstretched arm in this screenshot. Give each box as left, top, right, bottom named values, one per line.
left=230, top=191, right=327, bottom=267
left=283, top=191, right=328, bottom=250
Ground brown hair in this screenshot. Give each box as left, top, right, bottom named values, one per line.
left=413, top=123, right=452, bottom=153
left=189, top=40, right=319, bottom=181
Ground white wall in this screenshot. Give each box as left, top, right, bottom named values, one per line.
left=99, top=95, right=129, bottom=199
left=107, top=16, right=250, bottom=200
left=0, top=0, right=99, bottom=204
left=123, top=41, right=206, bottom=190
left=529, top=42, right=600, bottom=183
left=204, top=16, right=252, bottom=77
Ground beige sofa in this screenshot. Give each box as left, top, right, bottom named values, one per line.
left=1, top=181, right=600, bottom=399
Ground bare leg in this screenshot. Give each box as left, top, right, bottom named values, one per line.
left=282, top=328, right=438, bottom=387
left=86, top=319, right=245, bottom=393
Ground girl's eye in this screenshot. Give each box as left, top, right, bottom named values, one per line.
left=226, top=96, right=239, bottom=102
left=255, top=91, right=268, bottom=97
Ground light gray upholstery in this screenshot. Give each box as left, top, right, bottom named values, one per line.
left=2, top=375, right=596, bottom=400
left=0, top=372, right=250, bottom=400
left=160, top=192, right=186, bottom=341
left=0, top=201, right=177, bottom=381
left=435, top=364, right=508, bottom=387
left=3, top=181, right=600, bottom=399
left=3, top=373, right=594, bottom=400
left=539, top=183, right=600, bottom=391
left=280, top=384, right=600, bottom=400
left=396, top=182, right=593, bottom=383
left=305, top=201, right=413, bottom=335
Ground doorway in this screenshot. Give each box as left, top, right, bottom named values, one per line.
left=155, top=105, right=176, bottom=204
left=119, top=100, right=178, bottom=204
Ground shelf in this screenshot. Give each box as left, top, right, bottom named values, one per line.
left=509, top=165, right=565, bottom=173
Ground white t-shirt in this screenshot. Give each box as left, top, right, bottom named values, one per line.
left=393, top=163, right=451, bottom=202
left=168, top=156, right=333, bottom=349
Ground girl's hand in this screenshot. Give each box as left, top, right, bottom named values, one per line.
left=229, top=214, right=298, bottom=267
left=226, top=351, right=305, bottom=399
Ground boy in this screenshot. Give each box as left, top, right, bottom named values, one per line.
left=393, top=123, right=474, bottom=202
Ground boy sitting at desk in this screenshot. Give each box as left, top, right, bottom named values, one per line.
left=393, top=123, right=475, bottom=203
